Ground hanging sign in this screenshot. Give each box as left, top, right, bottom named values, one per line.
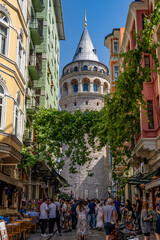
left=0, top=220, right=8, bottom=240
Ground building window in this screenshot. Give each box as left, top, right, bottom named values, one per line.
left=0, top=13, right=8, bottom=55
left=83, top=65, right=88, bottom=71
left=142, top=14, right=145, bottom=30
left=35, top=88, right=41, bottom=95
left=94, top=84, right=98, bottom=92
left=85, top=101, right=88, bottom=105
left=0, top=85, right=4, bottom=128
left=144, top=56, right=150, bottom=68
left=65, top=104, right=67, bottom=108
left=74, top=84, right=78, bottom=93
left=35, top=96, right=40, bottom=106
left=114, top=66, right=119, bottom=80
left=15, top=108, right=18, bottom=137
left=113, top=41, right=118, bottom=54
left=74, top=102, right=77, bottom=106
left=93, top=66, right=98, bottom=71
left=97, top=102, right=99, bottom=106
left=83, top=83, right=88, bottom=91
left=147, top=100, right=154, bottom=129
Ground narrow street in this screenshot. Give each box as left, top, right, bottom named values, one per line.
left=29, top=230, right=157, bottom=240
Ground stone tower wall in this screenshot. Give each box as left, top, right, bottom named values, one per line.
left=59, top=60, right=110, bottom=199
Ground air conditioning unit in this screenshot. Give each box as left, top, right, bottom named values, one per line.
left=142, top=164, right=150, bottom=174
left=25, top=88, right=31, bottom=99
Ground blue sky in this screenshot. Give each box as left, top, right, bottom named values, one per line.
left=60, top=0, right=133, bottom=74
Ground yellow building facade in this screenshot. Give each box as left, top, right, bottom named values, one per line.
left=0, top=0, right=27, bottom=214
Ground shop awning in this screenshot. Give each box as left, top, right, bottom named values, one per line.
left=128, top=177, right=150, bottom=185
left=0, top=172, right=23, bottom=188
left=145, top=178, right=160, bottom=190
left=142, top=168, right=160, bottom=180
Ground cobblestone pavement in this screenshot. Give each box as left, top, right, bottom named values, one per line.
left=29, top=230, right=157, bottom=240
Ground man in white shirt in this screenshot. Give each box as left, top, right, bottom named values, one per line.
left=40, top=198, right=48, bottom=237
left=48, top=198, right=56, bottom=235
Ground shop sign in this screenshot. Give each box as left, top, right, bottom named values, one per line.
left=0, top=220, right=8, bottom=240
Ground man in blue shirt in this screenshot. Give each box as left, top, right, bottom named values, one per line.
left=71, top=200, right=78, bottom=229
left=114, top=196, right=121, bottom=222
left=88, top=199, right=96, bottom=228
left=155, top=192, right=160, bottom=240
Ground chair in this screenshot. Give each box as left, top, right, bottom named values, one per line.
left=23, top=219, right=32, bottom=238
left=12, top=223, right=21, bottom=240
left=31, top=216, right=38, bottom=233
left=20, top=221, right=27, bottom=240
left=7, top=225, right=13, bottom=240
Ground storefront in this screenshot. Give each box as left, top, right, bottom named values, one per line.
left=23, top=161, right=68, bottom=201
left=0, top=172, right=23, bottom=215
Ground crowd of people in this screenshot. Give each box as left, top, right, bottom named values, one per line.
left=19, top=193, right=160, bottom=240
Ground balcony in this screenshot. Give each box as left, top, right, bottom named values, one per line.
left=28, top=55, right=42, bottom=80
left=30, top=18, right=43, bottom=45
left=32, top=0, right=44, bottom=12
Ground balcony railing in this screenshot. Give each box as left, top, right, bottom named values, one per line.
left=30, top=18, right=43, bottom=45
left=32, top=0, right=44, bottom=12
left=28, top=55, right=42, bottom=80
left=62, top=67, right=108, bottom=77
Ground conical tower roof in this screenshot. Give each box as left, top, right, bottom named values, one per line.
left=72, top=27, right=99, bottom=62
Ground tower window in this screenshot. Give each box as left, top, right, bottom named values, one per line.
left=97, top=102, right=99, bottom=106
left=83, top=65, right=88, bottom=71
left=74, top=84, right=78, bottom=92
left=74, top=102, right=77, bottom=106
left=79, top=47, right=82, bottom=53
left=85, top=101, right=88, bottom=105
left=83, top=83, right=88, bottom=91
left=74, top=66, right=78, bottom=72
left=93, top=66, right=98, bottom=71
left=94, top=84, right=98, bottom=92
left=65, top=104, right=67, bottom=108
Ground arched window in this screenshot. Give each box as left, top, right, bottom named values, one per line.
left=0, top=85, right=4, bottom=128
left=83, top=83, right=88, bottom=91
left=94, top=84, right=97, bottom=92
left=83, top=65, right=88, bottom=71
left=74, top=66, right=78, bottom=72
left=0, top=12, right=9, bottom=55
left=16, top=29, right=25, bottom=75
left=93, top=66, right=98, bottom=71
left=74, top=84, right=78, bottom=92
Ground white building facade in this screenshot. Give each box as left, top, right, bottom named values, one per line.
left=59, top=25, right=110, bottom=199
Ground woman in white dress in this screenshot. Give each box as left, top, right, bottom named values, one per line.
left=96, top=201, right=104, bottom=230
left=76, top=200, right=89, bottom=240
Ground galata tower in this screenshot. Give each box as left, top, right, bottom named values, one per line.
left=59, top=16, right=110, bottom=199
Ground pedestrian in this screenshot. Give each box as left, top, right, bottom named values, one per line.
left=71, top=199, right=78, bottom=229
left=114, top=196, right=121, bottom=222
left=40, top=198, right=49, bottom=237
left=102, top=198, right=117, bottom=240
left=62, top=199, right=71, bottom=233
left=76, top=200, right=89, bottom=240
left=155, top=192, right=160, bottom=240
left=135, top=194, right=142, bottom=233
left=48, top=198, right=56, bottom=236
left=141, top=202, right=152, bottom=240
left=88, top=199, right=96, bottom=229
left=55, top=199, right=62, bottom=236
left=96, top=201, right=103, bottom=230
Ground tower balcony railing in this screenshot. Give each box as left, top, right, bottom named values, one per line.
left=62, top=67, right=108, bottom=77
